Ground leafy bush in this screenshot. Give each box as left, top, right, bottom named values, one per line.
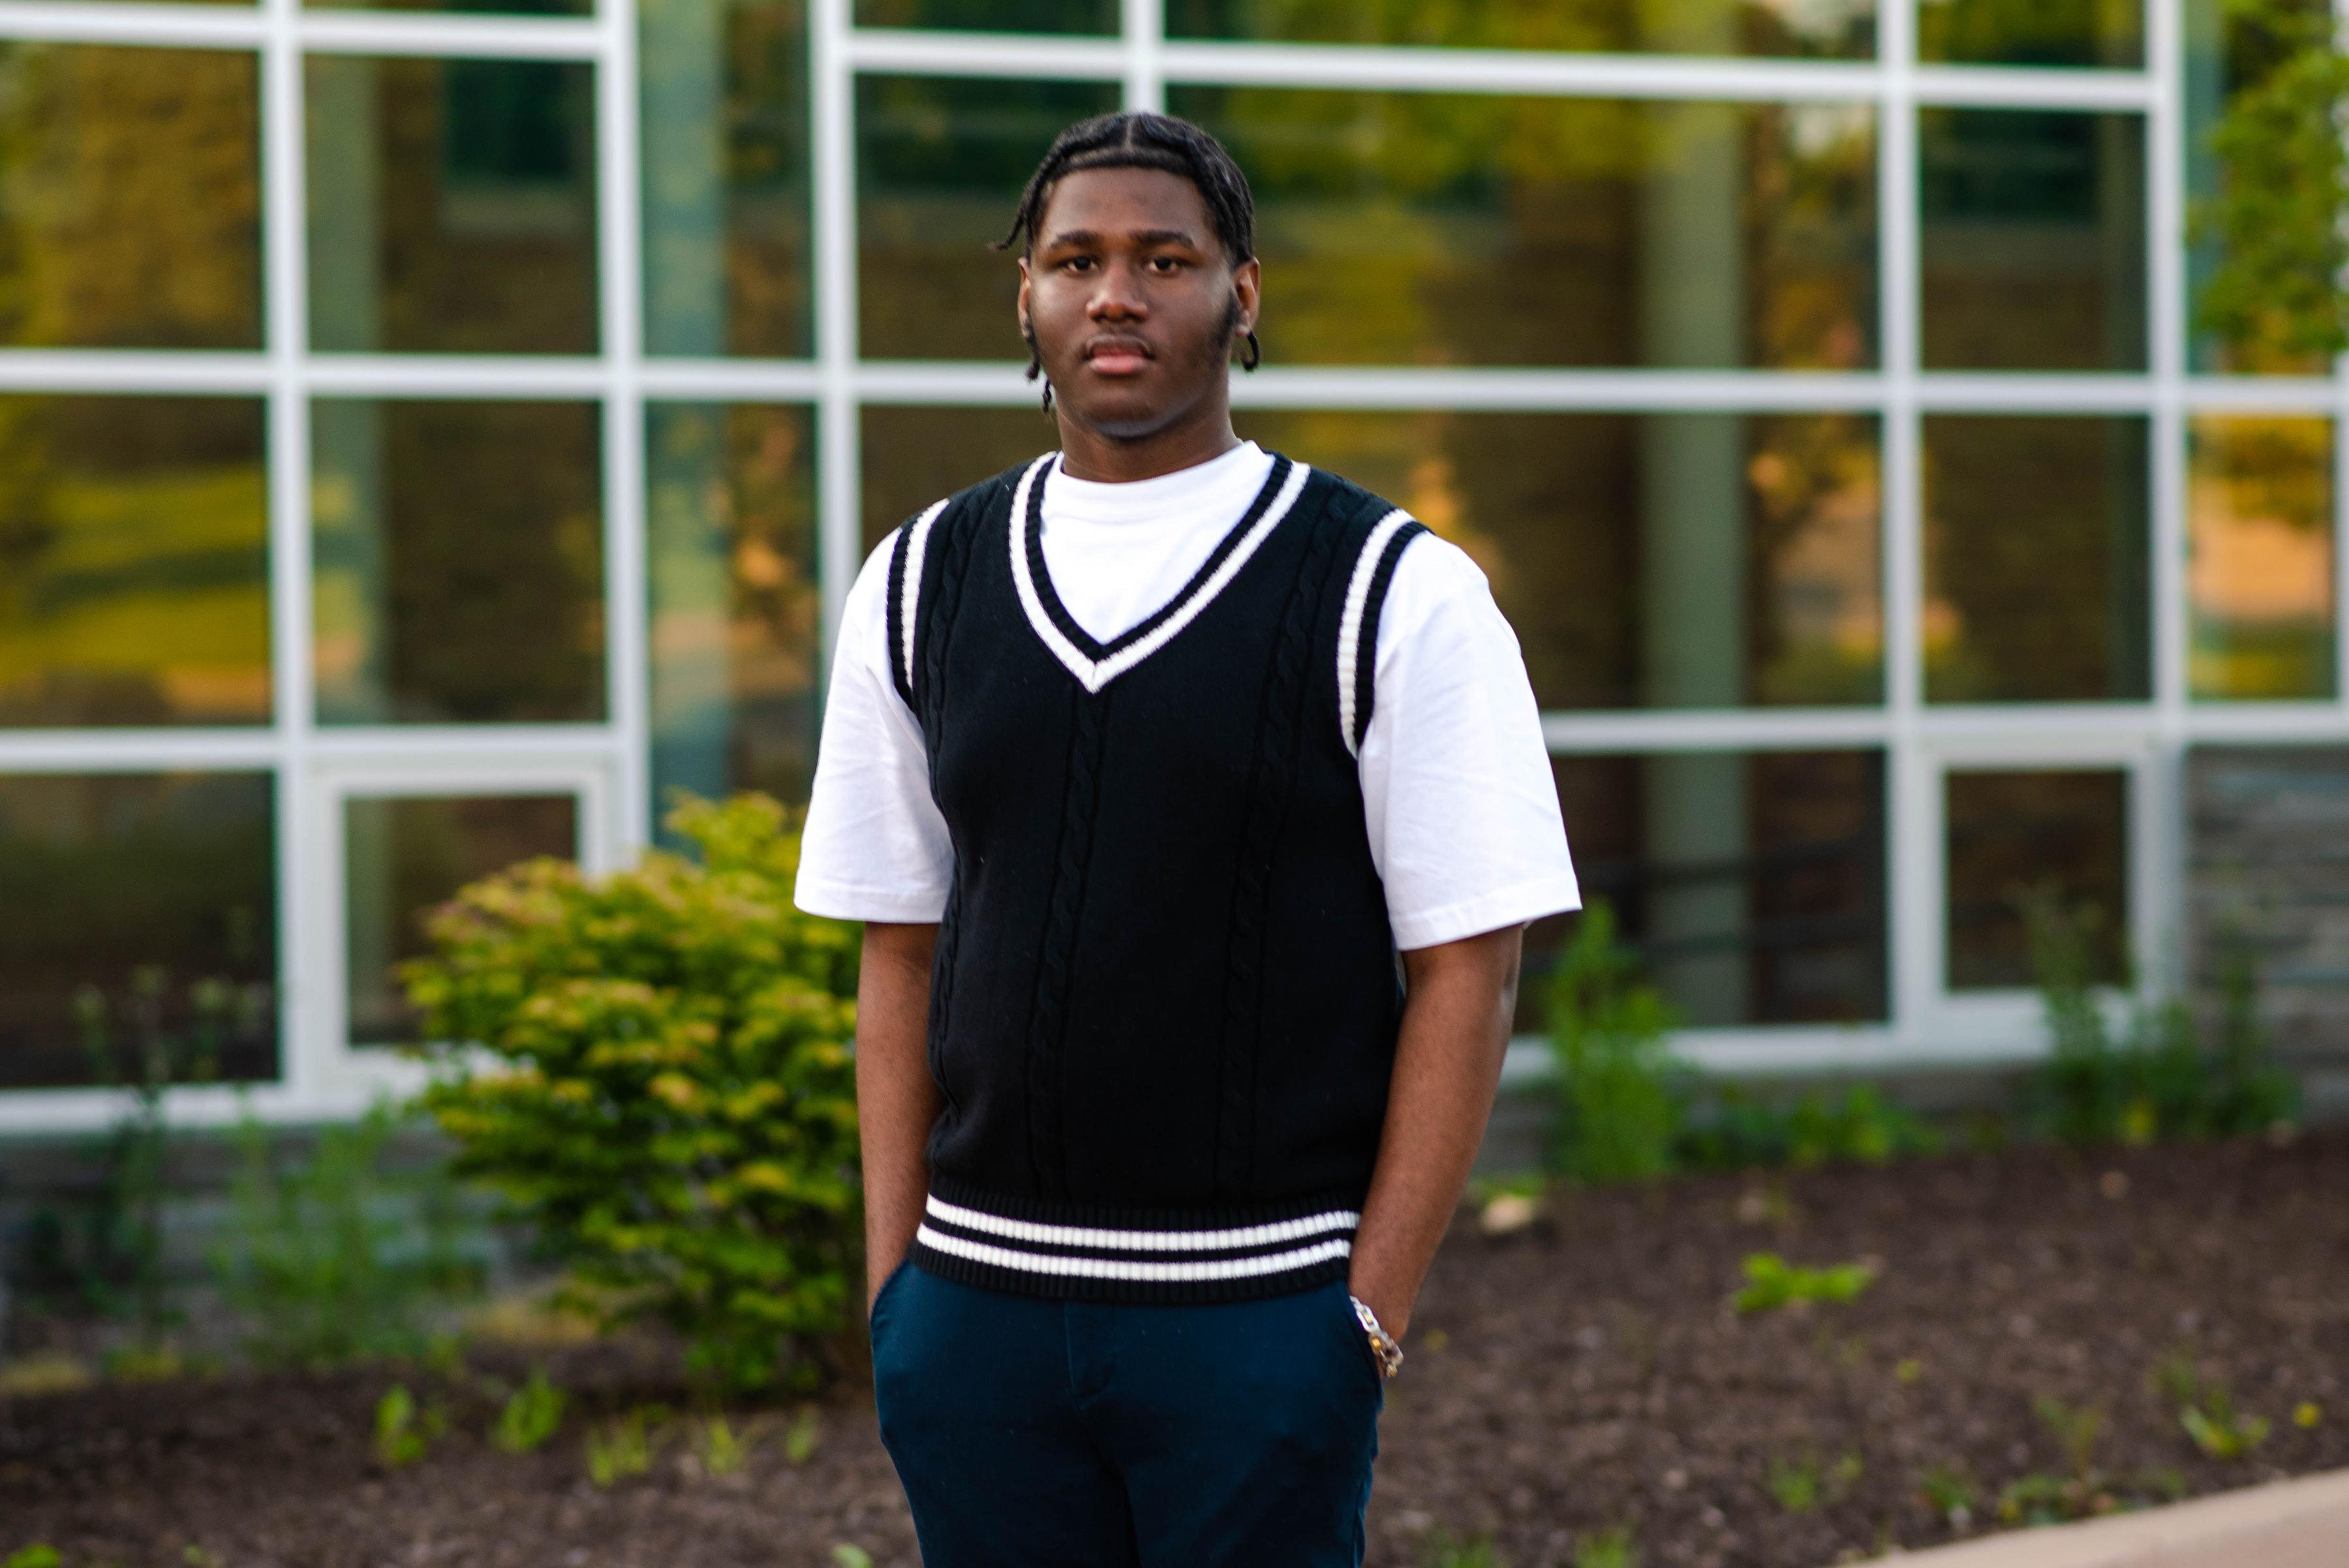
left=1545, top=902, right=1683, bottom=1184
left=209, top=1103, right=480, bottom=1368
left=406, top=793, right=861, bottom=1393
left=2021, top=892, right=2296, bottom=1148
left=1732, top=1252, right=1877, bottom=1314
left=492, top=1369, right=566, bottom=1455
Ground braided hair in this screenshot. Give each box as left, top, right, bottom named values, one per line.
left=998, top=111, right=1262, bottom=411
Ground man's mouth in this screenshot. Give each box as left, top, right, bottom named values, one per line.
left=1082, top=337, right=1154, bottom=377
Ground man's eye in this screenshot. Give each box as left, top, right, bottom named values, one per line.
left=1148, top=256, right=1183, bottom=273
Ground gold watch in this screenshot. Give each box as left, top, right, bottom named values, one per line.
left=1348, top=1293, right=1404, bottom=1379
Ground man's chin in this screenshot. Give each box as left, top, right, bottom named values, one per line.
left=1059, top=386, right=1199, bottom=442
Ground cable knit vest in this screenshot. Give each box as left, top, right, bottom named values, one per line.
left=885, top=450, right=1428, bottom=1304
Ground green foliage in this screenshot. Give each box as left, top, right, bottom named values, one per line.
left=2164, top=1365, right=2273, bottom=1460
left=1918, top=1462, right=1976, bottom=1527
left=1766, top=1452, right=1860, bottom=1513
left=1422, top=1532, right=1509, bottom=1568
left=2194, top=0, right=2349, bottom=365
left=1732, top=1253, right=1877, bottom=1314
left=2021, top=893, right=2297, bottom=1148
left=1787, top=1086, right=1942, bottom=1168
left=407, top=793, right=862, bottom=1393
left=373, top=1383, right=444, bottom=1469
left=209, top=1103, right=481, bottom=1369
left=784, top=1403, right=821, bottom=1464
left=585, top=1406, right=664, bottom=1488
left=6, top=1547, right=64, bottom=1568
left=829, top=1549, right=874, bottom=1568
left=2034, top=1396, right=2106, bottom=1485
left=1572, top=1526, right=1638, bottom=1568
left=1545, top=902, right=1682, bottom=1184
left=698, top=1414, right=750, bottom=1477
left=491, top=1369, right=566, bottom=1456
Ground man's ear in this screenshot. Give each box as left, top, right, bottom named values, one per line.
left=1232, top=256, right=1262, bottom=339
left=1016, top=256, right=1033, bottom=342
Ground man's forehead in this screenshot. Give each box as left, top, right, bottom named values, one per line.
left=1036, top=166, right=1214, bottom=243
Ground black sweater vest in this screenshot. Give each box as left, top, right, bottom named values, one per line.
left=888, top=452, right=1428, bottom=1304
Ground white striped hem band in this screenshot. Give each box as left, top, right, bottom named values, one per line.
left=924, top=1193, right=1360, bottom=1253
left=914, top=1224, right=1355, bottom=1283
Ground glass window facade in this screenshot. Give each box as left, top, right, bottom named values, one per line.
left=1, top=1, right=2342, bottom=1113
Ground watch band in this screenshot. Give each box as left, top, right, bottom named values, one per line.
left=1347, top=1293, right=1404, bottom=1379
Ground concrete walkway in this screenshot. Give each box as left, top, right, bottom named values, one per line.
left=1844, top=1468, right=2349, bottom=1566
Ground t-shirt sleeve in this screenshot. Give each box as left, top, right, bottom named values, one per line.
left=1358, top=534, right=1580, bottom=951
left=792, top=530, right=954, bottom=923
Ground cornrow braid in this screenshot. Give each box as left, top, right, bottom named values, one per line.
left=998, top=110, right=1262, bottom=408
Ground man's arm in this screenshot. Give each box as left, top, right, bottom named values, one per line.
left=1343, top=923, right=1525, bottom=1340
left=857, top=920, right=942, bottom=1312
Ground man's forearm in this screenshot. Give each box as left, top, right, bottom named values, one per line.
left=1344, top=925, right=1524, bottom=1339
left=857, top=921, right=942, bottom=1308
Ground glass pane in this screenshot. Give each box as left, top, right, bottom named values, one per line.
left=0, top=46, right=260, bottom=346
left=1169, top=0, right=1875, bottom=57
left=1529, top=750, right=1886, bottom=1030
left=1924, top=415, right=2149, bottom=704
left=1920, top=109, right=2145, bottom=372
left=346, top=793, right=576, bottom=1044
left=1174, top=89, right=1877, bottom=369
left=2184, top=0, right=2331, bottom=374
left=2189, top=416, right=2336, bottom=701
left=858, top=75, right=1126, bottom=361
left=1916, top=0, right=2143, bottom=67
left=1946, top=768, right=2128, bottom=989
left=857, top=0, right=1116, bottom=31
left=313, top=399, right=606, bottom=724
left=307, top=56, right=598, bottom=354
left=0, top=772, right=275, bottom=1089
left=648, top=403, right=820, bottom=818
left=860, top=404, right=1058, bottom=551
left=313, top=0, right=585, bottom=13
left=1235, top=410, right=1882, bottom=709
left=641, top=0, right=810, bottom=357
left=0, top=396, right=269, bottom=728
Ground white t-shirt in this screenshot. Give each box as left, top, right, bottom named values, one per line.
left=793, top=440, right=1580, bottom=950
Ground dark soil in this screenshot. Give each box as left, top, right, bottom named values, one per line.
left=8, top=1134, right=2349, bottom=1567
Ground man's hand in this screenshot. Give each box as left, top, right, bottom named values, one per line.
left=1343, top=924, right=1524, bottom=1341
left=857, top=921, right=942, bottom=1314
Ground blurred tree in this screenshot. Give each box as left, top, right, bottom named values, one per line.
left=2194, top=0, right=2349, bottom=364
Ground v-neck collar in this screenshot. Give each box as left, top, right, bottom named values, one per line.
left=1007, top=450, right=1312, bottom=695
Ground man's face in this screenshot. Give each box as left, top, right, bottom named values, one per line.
left=1018, top=166, right=1259, bottom=441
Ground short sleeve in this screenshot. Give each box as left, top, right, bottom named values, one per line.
left=792, top=530, right=954, bottom=923
left=1357, top=536, right=1580, bottom=950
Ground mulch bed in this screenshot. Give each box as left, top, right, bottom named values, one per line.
left=7, top=1133, right=2349, bottom=1567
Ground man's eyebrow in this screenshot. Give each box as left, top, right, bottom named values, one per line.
left=1037, top=226, right=1203, bottom=251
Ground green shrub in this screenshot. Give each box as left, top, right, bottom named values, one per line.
left=492, top=1369, right=566, bottom=1455
left=406, top=793, right=861, bottom=1393
left=1546, top=902, right=1683, bottom=1184
left=2021, top=892, right=2297, bottom=1148
left=209, top=1102, right=480, bottom=1368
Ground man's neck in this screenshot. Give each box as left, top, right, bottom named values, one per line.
left=1054, top=399, right=1241, bottom=484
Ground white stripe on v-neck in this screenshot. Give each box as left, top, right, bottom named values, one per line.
left=1007, top=453, right=1313, bottom=694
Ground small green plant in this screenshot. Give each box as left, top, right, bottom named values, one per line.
left=784, top=1403, right=821, bottom=1464
left=408, top=793, right=862, bottom=1394
left=698, top=1414, right=751, bottom=1477
left=1918, top=1462, right=1976, bottom=1529
left=1572, top=1525, right=1638, bottom=1568
left=829, top=1549, right=873, bottom=1568
left=1787, top=1085, right=1942, bottom=1168
left=373, top=1383, right=444, bottom=1469
left=2035, top=1396, right=2105, bottom=1484
left=1732, top=1253, right=1877, bottom=1313
left=586, top=1406, right=664, bottom=1488
left=2181, top=1385, right=2272, bottom=1460
left=1422, top=1532, right=1508, bottom=1568
left=491, top=1369, right=566, bottom=1456
left=7, top=1546, right=65, bottom=1568
left=210, top=1102, right=482, bottom=1370
left=1546, top=902, right=1683, bottom=1185
left=1766, top=1452, right=1860, bottom=1513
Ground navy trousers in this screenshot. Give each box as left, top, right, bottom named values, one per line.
left=868, top=1260, right=1385, bottom=1567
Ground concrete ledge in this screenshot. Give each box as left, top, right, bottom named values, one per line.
left=1848, top=1468, right=2349, bottom=1567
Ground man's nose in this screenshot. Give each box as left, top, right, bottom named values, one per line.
left=1087, top=259, right=1150, bottom=320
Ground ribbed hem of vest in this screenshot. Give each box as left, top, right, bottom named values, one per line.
left=908, top=1175, right=1364, bottom=1305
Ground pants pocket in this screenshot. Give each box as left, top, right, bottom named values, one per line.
left=867, top=1256, right=915, bottom=1336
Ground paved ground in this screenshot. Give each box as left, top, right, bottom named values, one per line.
left=1846, top=1467, right=2349, bottom=1567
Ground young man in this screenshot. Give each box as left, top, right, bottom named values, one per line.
left=795, top=111, right=1578, bottom=1566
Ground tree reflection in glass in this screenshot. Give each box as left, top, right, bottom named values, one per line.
left=2188, top=416, right=2335, bottom=701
